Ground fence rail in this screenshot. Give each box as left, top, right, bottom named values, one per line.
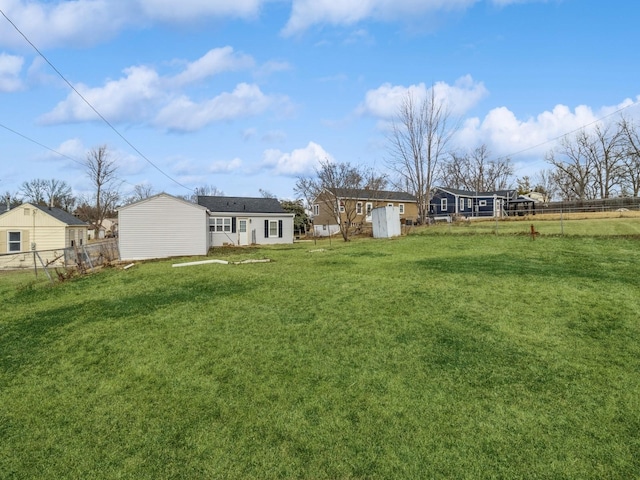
left=0, top=239, right=120, bottom=278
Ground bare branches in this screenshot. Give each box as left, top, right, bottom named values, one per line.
left=442, top=144, right=514, bottom=192
left=386, top=89, right=457, bottom=223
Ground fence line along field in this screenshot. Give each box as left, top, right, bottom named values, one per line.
left=1, top=225, right=639, bottom=479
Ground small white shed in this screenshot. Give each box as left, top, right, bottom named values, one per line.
left=118, top=193, right=209, bottom=261
left=371, top=206, right=401, bottom=238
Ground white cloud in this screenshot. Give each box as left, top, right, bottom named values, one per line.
left=358, top=76, right=488, bottom=119
left=0, top=1, right=264, bottom=49
left=209, top=157, right=243, bottom=173
left=170, top=47, right=255, bottom=87
left=37, top=49, right=290, bottom=130
left=39, top=66, right=163, bottom=124
left=155, top=83, right=282, bottom=132
left=137, top=0, right=263, bottom=22
left=283, top=0, right=477, bottom=36
left=455, top=99, right=640, bottom=160
left=0, top=53, right=24, bottom=92
left=262, top=141, right=334, bottom=176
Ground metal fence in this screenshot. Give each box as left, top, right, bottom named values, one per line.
left=0, top=239, right=120, bottom=280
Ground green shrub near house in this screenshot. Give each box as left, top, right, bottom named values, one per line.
left=1, top=229, right=639, bottom=479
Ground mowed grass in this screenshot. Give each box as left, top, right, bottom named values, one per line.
left=1, top=229, right=640, bottom=479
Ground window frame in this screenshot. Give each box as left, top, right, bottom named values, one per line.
left=8, top=231, right=21, bottom=252
left=399, top=203, right=405, bottom=214
left=440, top=198, right=448, bottom=211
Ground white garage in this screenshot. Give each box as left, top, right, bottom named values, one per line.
left=118, top=193, right=209, bottom=261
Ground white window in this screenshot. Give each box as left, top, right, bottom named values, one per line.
left=269, top=220, right=278, bottom=237
left=388, top=203, right=393, bottom=207
left=479, top=200, right=487, bottom=207
left=366, top=203, right=373, bottom=215
left=8, top=231, right=21, bottom=252
left=399, top=204, right=405, bottom=214
left=356, top=202, right=363, bottom=214
left=468, top=199, right=472, bottom=209
left=459, top=198, right=464, bottom=211
left=441, top=198, right=447, bottom=210
left=313, top=204, right=319, bottom=216
left=211, top=217, right=231, bottom=233
left=339, top=202, right=345, bottom=213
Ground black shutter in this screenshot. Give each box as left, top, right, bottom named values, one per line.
left=278, top=220, right=283, bottom=238
left=232, top=217, right=236, bottom=233
left=264, top=219, right=269, bottom=238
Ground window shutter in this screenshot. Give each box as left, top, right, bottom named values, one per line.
left=264, top=220, right=269, bottom=238
left=278, top=220, right=283, bottom=238
left=232, top=217, right=236, bottom=233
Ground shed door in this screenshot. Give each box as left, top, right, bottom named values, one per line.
left=237, top=219, right=249, bottom=246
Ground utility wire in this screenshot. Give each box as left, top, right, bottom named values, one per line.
left=0, top=8, right=194, bottom=193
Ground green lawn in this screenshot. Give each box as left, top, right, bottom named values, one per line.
left=1, top=230, right=640, bottom=479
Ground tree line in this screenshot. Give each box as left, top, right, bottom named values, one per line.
left=295, top=91, right=640, bottom=239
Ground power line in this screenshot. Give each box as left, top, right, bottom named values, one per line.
left=0, top=8, right=194, bottom=193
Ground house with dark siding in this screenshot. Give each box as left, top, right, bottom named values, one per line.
left=429, top=187, right=519, bottom=219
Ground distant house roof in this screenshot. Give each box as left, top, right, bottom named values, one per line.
left=30, top=204, right=88, bottom=226
left=433, top=187, right=517, bottom=200
left=197, top=196, right=287, bottom=214
left=328, top=189, right=417, bottom=202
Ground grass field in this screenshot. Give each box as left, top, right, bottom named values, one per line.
left=1, top=224, right=640, bottom=478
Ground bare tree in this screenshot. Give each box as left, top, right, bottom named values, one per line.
left=532, top=169, right=558, bottom=202
left=259, top=188, right=277, bottom=199
left=182, top=184, right=225, bottom=203
left=386, top=89, right=457, bottom=224
left=618, top=116, right=640, bottom=196
left=295, top=159, right=386, bottom=241
left=20, top=178, right=75, bottom=210
left=20, top=179, right=46, bottom=205
left=124, top=183, right=155, bottom=205
left=442, top=144, right=514, bottom=192
left=82, top=145, right=121, bottom=237
left=585, top=123, right=624, bottom=199
left=546, top=132, right=595, bottom=200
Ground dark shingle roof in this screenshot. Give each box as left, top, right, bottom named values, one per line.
left=330, top=189, right=417, bottom=202
left=197, top=196, right=286, bottom=213
left=31, top=204, right=88, bottom=226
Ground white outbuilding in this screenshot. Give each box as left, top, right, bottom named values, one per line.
left=118, top=193, right=209, bottom=261
left=371, top=205, right=401, bottom=239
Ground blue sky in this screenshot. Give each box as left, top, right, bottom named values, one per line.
left=1, top=0, right=639, bottom=201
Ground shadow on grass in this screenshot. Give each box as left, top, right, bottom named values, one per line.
left=0, top=279, right=250, bottom=378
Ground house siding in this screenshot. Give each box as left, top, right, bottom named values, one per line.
left=0, top=204, right=89, bottom=267
left=208, top=213, right=294, bottom=246
left=119, top=194, right=208, bottom=261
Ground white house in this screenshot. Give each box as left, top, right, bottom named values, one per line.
left=197, top=196, right=295, bottom=247
left=118, top=193, right=209, bottom=261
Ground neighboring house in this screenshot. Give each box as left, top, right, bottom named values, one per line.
left=0, top=203, right=88, bottom=267
left=118, top=193, right=209, bottom=261
left=429, top=187, right=519, bottom=219
left=312, top=189, right=418, bottom=236
left=197, top=196, right=295, bottom=247
left=102, top=218, right=118, bottom=237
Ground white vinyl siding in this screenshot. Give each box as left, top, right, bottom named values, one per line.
left=118, top=194, right=208, bottom=261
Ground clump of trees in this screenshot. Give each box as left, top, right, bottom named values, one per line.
left=295, top=159, right=387, bottom=241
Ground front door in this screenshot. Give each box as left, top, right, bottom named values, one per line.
left=238, top=218, right=249, bottom=246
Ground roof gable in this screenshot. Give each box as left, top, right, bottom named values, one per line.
left=118, top=192, right=208, bottom=212
left=0, top=203, right=87, bottom=226
left=198, top=196, right=286, bottom=214
left=325, top=188, right=417, bottom=202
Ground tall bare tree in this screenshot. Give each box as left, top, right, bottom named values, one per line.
left=618, top=116, right=640, bottom=196
left=442, top=144, right=514, bottom=192
left=295, top=159, right=386, bottom=241
left=386, top=89, right=457, bottom=224
left=81, top=145, right=121, bottom=237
